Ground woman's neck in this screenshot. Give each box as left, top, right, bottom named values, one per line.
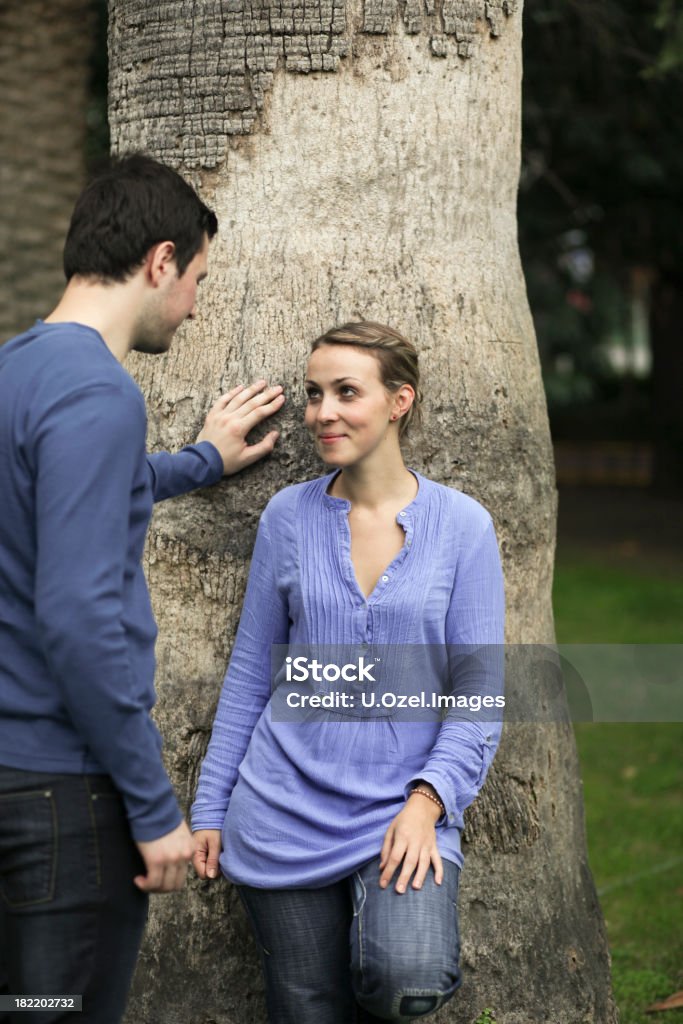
left=331, top=455, right=417, bottom=511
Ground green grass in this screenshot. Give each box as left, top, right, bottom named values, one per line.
left=553, top=555, right=683, bottom=644
left=553, top=557, right=683, bottom=1023
left=574, top=722, right=683, bottom=1023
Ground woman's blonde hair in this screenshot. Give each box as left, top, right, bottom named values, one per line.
left=310, top=321, right=422, bottom=438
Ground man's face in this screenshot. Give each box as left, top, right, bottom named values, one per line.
left=132, top=234, right=209, bottom=355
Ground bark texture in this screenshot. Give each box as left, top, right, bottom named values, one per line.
left=0, top=0, right=93, bottom=343
left=109, top=1, right=618, bottom=1020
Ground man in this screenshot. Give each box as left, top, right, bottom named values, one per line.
left=0, top=154, right=284, bottom=1022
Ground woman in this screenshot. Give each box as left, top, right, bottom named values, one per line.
left=191, top=322, right=505, bottom=1023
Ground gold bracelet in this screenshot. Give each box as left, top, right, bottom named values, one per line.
left=410, top=786, right=445, bottom=815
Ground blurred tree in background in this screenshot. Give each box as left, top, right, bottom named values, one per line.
left=0, top=0, right=97, bottom=342
left=520, top=0, right=683, bottom=491
left=85, top=0, right=109, bottom=169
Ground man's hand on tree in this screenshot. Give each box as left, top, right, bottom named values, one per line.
left=196, top=380, right=285, bottom=474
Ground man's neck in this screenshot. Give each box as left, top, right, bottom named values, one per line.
left=44, top=276, right=143, bottom=363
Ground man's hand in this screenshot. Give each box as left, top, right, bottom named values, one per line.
left=196, top=380, right=285, bottom=475
left=378, top=790, right=443, bottom=893
left=134, top=820, right=194, bottom=893
left=192, top=829, right=223, bottom=880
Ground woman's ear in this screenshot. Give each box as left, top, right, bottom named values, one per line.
left=392, top=383, right=415, bottom=421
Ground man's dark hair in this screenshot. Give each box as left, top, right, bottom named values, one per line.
left=63, top=153, right=218, bottom=282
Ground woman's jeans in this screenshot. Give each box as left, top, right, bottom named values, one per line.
left=237, top=856, right=461, bottom=1024
left=0, top=766, right=148, bottom=1024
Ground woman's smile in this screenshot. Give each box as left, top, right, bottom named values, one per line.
left=318, top=432, right=348, bottom=444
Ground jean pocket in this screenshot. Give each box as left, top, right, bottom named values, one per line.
left=350, top=870, right=367, bottom=918
left=0, top=788, right=57, bottom=908
left=86, top=786, right=132, bottom=888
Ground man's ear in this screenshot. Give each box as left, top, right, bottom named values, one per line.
left=145, top=241, right=177, bottom=287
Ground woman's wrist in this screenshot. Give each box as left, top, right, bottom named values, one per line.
left=408, top=783, right=445, bottom=822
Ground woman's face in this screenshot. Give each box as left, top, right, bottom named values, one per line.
left=304, top=344, right=398, bottom=468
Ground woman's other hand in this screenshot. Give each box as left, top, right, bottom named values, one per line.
left=379, top=788, right=444, bottom=893
left=192, top=829, right=223, bottom=880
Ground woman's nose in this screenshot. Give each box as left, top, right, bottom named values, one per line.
left=317, top=395, right=338, bottom=421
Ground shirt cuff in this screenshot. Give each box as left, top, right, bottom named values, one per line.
left=189, top=440, right=224, bottom=483
left=128, top=796, right=184, bottom=843
left=190, top=803, right=229, bottom=832
left=404, top=775, right=451, bottom=826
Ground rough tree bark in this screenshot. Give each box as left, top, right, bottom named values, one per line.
left=108, top=1, right=618, bottom=1021
left=0, top=0, right=94, bottom=343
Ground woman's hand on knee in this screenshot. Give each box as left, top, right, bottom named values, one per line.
left=191, top=829, right=223, bottom=880
left=378, top=800, right=443, bottom=893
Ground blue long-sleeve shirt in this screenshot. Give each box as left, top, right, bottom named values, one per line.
left=0, top=321, right=224, bottom=841
left=191, top=472, right=505, bottom=887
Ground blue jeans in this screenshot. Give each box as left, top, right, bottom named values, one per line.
left=237, top=856, right=461, bottom=1024
left=0, top=766, right=148, bottom=1024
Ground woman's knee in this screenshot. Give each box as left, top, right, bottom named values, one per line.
left=349, top=859, right=462, bottom=1019
left=353, top=961, right=461, bottom=1020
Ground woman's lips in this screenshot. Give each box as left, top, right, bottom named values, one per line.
left=318, top=434, right=346, bottom=445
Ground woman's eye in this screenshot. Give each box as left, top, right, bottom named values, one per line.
left=340, top=387, right=357, bottom=398
left=305, top=389, right=321, bottom=401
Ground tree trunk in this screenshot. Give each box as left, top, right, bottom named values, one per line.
left=0, top=0, right=94, bottom=343
left=108, top=1, right=618, bottom=1020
